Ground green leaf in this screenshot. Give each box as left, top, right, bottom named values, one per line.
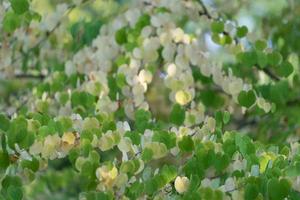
left=3, top=11, right=21, bottom=33
left=199, top=90, right=224, bottom=108
left=255, top=40, right=267, bottom=51
left=199, top=187, right=213, bottom=199
left=235, top=133, right=255, bottom=157
left=7, top=116, right=28, bottom=148
left=101, top=121, right=116, bottom=132
left=244, top=184, right=259, bottom=200
left=215, top=110, right=231, bottom=127
left=222, top=139, right=237, bottom=158
left=124, top=131, right=141, bottom=145
left=107, top=75, right=119, bottom=100
left=120, top=160, right=137, bottom=175
left=126, top=182, right=144, bottom=199
left=116, top=73, right=127, bottom=88
left=7, top=186, right=23, bottom=200
left=275, top=61, right=294, bottom=77
left=115, top=56, right=129, bottom=67
left=135, top=14, right=150, bottom=32
left=154, top=7, right=171, bottom=14
left=199, top=187, right=223, bottom=200
left=236, top=26, right=248, bottom=38
left=211, top=21, right=224, bottom=34
left=267, top=178, right=290, bottom=200
left=160, top=165, right=177, bottom=183
left=68, top=148, right=80, bottom=166
left=2, top=176, right=22, bottom=190
left=224, top=35, right=233, bottom=44
left=59, top=92, right=69, bottom=105
left=178, top=136, right=194, bottom=152
left=284, top=162, right=300, bottom=177
left=256, top=51, right=268, bottom=68
left=27, top=11, right=41, bottom=22
left=71, top=91, right=95, bottom=111
left=21, top=158, right=39, bottom=172
left=10, top=0, right=29, bottom=15
left=268, top=51, right=282, bottom=66
left=81, top=139, right=93, bottom=157
left=124, top=42, right=137, bottom=52
left=188, top=174, right=201, bottom=192
left=211, top=33, right=221, bottom=44
left=80, top=161, right=93, bottom=178
left=223, top=111, right=230, bottom=124
left=0, top=151, right=9, bottom=170
left=18, top=130, right=35, bottom=149
left=237, top=51, right=257, bottom=68
left=85, top=191, right=113, bottom=200
left=213, top=153, right=229, bottom=172
left=195, top=147, right=214, bottom=168
left=115, top=27, right=127, bottom=45
left=290, top=191, right=300, bottom=200
left=269, top=80, right=289, bottom=104
left=238, top=90, right=256, bottom=108
left=183, top=157, right=204, bottom=178
left=70, top=21, right=102, bottom=50
left=38, top=125, right=53, bottom=138
left=141, top=148, right=153, bottom=162
left=183, top=191, right=202, bottom=200
left=134, top=109, right=152, bottom=132
left=215, top=111, right=223, bottom=128
left=127, top=28, right=140, bottom=43
left=0, top=114, right=10, bottom=131
left=170, top=104, right=185, bottom=126
left=192, top=67, right=213, bottom=84
left=211, top=33, right=229, bottom=45
left=144, top=178, right=158, bottom=195
left=89, top=150, right=100, bottom=165
left=152, top=131, right=176, bottom=149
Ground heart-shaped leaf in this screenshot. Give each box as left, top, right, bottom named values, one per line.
left=238, top=90, right=256, bottom=108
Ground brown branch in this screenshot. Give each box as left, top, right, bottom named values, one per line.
left=261, top=67, right=280, bottom=81
left=198, top=0, right=213, bottom=19
left=287, top=97, right=300, bottom=106
left=15, top=74, right=45, bottom=80
left=234, top=118, right=258, bottom=130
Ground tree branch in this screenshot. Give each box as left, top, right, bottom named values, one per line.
left=198, top=0, right=212, bottom=19
left=261, top=67, right=280, bottom=81
left=15, top=73, right=45, bottom=80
